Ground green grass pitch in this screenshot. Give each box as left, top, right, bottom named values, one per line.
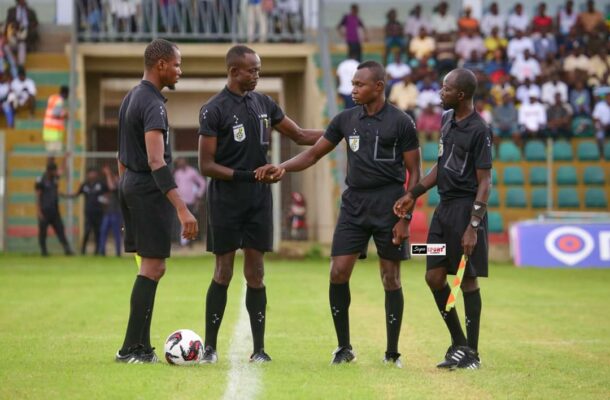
left=1, top=254, right=609, bottom=399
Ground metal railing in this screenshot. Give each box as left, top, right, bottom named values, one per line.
left=75, top=0, right=305, bottom=43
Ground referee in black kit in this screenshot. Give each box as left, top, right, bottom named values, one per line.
left=394, top=68, right=492, bottom=370
left=259, top=60, right=421, bottom=366
left=198, top=45, right=323, bottom=363
left=115, top=39, right=198, bottom=363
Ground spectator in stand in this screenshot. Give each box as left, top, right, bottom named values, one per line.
left=507, top=3, right=529, bottom=37
left=510, top=49, right=541, bottom=83
left=383, top=8, right=405, bottom=65
left=110, top=0, right=138, bottom=35
left=475, top=98, right=492, bottom=125
left=577, top=0, right=606, bottom=34
left=434, top=32, right=457, bottom=77
left=473, top=69, right=492, bottom=100
left=458, top=6, right=479, bottom=35
left=404, top=4, right=430, bottom=42
left=247, top=0, right=269, bottom=43
left=540, top=51, right=562, bottom=78
left=455, top=30, right=486, bottom=62
left=10, top=65, right=35, bottom=117
left=484, top=49, right=509, bottom=84
left=507, top=30, right=535, bottom=61
left=0, top=27, right=18, bottom=79
left=430, top=1, right=457, bottom=36
left=557, top=26, right=584, bottom=57
left=532, top=3, right=554, bottom=34
left=516, top=77, right=541, bottom=104
left=490, top=74, right=516, bottom=105
left=173, top=157, right=207, bottom=246
left=492, top=92, right=520, bottom=146
left=42, top=85, right=69, bottom=154
left=481, top=2, right=505, bottom=38
left=0, top=71, right=15, bottom=128
left=541, top=73, right=569, bottom=105
left=4, top=0, right=38, bottom=67
left=409, top=27, right=436, bottom=61
left=385, top=49, right=411, bottom=92
left=461, top=50, right=486, bottom=72
left=583, top=31, right=606, bottom=61
left=160, top=0, right=180, bottom=34
left=416, top=102, right=442, bottom=141
left=389, top=74, right=419, bottom=119
left=534, top=26, right=558, bottom=60
left=337, top=4, right=368, bottom=63
left=99, top=164, right=122, bottom=257
left=519, top=91, right=547, bottom=141
left=588, top=46, right=610, bottom=87
left=558, top=0, right=578, bottom=38
left=546, top=92, right=573, bottom=139
left=569, top=79, right=592, bottom=115
left=484, top=26, right=508, bottom=59
left=416, top=74, right=441, bottom=110
left=563, top=45, right=590, bottom=84
left=336, top=49, right=360, bottom=109
left=592, top=92, right=610, bottom=156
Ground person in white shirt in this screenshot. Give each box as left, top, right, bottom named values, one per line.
left=10, top=65, right=36, bottom=116
left=336, top=50, right=360, bottom=109
left=541, top=73, right=568, bottom=105
left=507, top=3, right=529, bottom=37
left=510, top=50, right=541, bottom=83
left=481, top=2, right=505, bottom=37
left=0, top=71, right=16, bottom=128
left=592, top=93, right=610, bottom=155
left=557, top=0, right=578, bottom=36
left=516, top=78, right=541, bottom=105
left=455, top=31, right=486, bottom=61
left=519, top=91, right=547, bottom=139
left=404, top=4, right=431, bottom=39
left=430, top=2, right=457, bottom=35
left=507, top=30, right=535, bottom=60
left=385, top=49, right=411, bottom=91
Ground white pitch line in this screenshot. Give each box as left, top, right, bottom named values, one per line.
left=222, top=283, right=261, bottom=400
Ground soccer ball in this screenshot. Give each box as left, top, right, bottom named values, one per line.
left=164, top=329, right=204, bottom=365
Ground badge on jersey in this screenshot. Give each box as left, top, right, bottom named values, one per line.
left=438, top=136, right=444, bottom=157
left=349, top=135, right=360, bottom=152
left=233, top=124, right=246, bottom=142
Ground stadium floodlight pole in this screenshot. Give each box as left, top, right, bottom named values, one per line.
left=66, top=0, right=79, bottom=247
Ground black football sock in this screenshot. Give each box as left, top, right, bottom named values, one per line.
left=432, top=284, right=467, bottom=347
left=141, top=283, right=157, bottom=352
left=329, top=282, right=351, bottom=348
left=245, top=285, right=267, bottom=354
left=204, top=280, right=228, bottom=349
left=385, top=287, right=404, bottom=355
left=120, top=275, right=158, bottom=354
left=463, top=288, right=482, bottom=351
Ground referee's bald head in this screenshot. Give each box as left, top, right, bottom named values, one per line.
left=446, top=68, right=477, bottom=100
left=226, top=45, right=257, bottom=69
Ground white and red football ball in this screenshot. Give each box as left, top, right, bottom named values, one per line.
left=164, top=329, right=204, bottom=365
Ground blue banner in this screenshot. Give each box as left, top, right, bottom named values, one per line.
left=510, top=221, right=610, bottom=268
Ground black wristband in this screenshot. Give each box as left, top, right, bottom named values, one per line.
left=233, top=170, right=256, bottom=182
left=151, top=165, right=178, bottom=194
left=408, top=183, right=427, bottom=199
left=471, top=201, right=487, bottom=219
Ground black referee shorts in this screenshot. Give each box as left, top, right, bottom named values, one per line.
left=120, top=169, right=174, bottom=259
left=426, top=197, right=488, bottom=277
left=206, top=180, right=273, bottom=254
left=331, top=184, right=409, bottom=261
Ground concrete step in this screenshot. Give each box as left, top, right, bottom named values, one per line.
left=26, top=53, right=69, bottom=70
left=28, top=71, right=70, bottom=86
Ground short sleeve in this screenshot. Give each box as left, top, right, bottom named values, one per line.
left=323, top=113, right=344, bottom=145
left=198, top=104, right=222, bottom=137
left=264, top=95, right=285, bottom=125
left=143, top=101, right=167, bottom=134
left=473, top=127, right=493, bottom=169
left=398, top=113, right=419, bottom=152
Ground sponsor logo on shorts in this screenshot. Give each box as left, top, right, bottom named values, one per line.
left=411, top=244, right=447, bottom=256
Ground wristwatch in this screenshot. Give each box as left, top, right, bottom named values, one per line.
left=403, top=212, right=413, bottom=222
left=470, top=219, right=480, bottom=230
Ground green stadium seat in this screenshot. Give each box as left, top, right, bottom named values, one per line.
left=498, top=141, right=521, bottom=161
left=577, top=141, right=600, bottom=161
left=529, top=166, right=548, bottom=185
left=552, top=140, right=573, bottom=161
left=585, top=188, right=608, bottom=208
left=488, top=212, right=504, bottom=233
left=604, top=141, right=610, bottom=160
left=506, top=188, right=527, bottom=208
left=503, top=166, right=525, bottom=185
left=427, top=186, right=440, bottom=206
left=583, top=166, right=605, bottom=185
left=558, top=188, right=580, bottom=208
left=531, top=188, right=548, bottom=208
left=491, top=145, right=496, bottom=160
left=524, top=140, right=546, bottom=161
left=488, top=187, right=500, bottom=207
left=491, top=168, right=498, bottom=185
left=556, top=166, right=578, bottom=185
left=423, top=142, right=438, bottom=161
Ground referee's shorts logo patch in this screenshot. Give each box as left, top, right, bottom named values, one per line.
left=411, top=244, right=446, bottom=256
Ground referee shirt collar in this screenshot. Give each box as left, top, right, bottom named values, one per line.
left=141, top=80, right=167, bottom=103
left=450, top=110, right=477, bottom=128
left=223, top=86, right=252, bottom=103
left=358, top=102, right=389, bottom=121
